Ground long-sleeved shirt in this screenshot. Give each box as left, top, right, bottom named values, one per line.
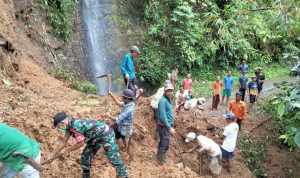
left=120, top=53, right=135, bottom=80
left=66, top=119, right=111, bottom=145
left=158, top=94, right=174, bottom=129
left=115, top=102, right=135, bottom=136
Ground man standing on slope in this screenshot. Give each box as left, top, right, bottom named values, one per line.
left=227, top=92, right=247, bottom=130
left=120, top=46, right=140, bottom=96
left=222, top=71, right=234, bottom=105
left=156, top=83, right=176, bottom=165
left=216, top=112, right=239, bottom=173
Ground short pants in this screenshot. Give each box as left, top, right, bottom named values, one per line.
left=222, top=89, right=232, bottom=97
left=220, top=147, right=234, bottom=159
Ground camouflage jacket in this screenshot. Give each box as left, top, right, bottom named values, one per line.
left=66, top=118, right=112, bottom=145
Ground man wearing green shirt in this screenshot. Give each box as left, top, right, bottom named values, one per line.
left=156, top=83, right=176, bottom=165
left=0, top=123, right=41, bottom=178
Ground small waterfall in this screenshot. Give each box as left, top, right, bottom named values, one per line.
left=80, top=0, right=120, bottom=95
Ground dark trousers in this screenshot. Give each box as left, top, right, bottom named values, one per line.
left=212, top=94, right=220, bottom=109
left=237, top=118, right=242, bottom=130
left=156, top=126, right=170, bottom=154
left=258, top=85, right=263, bottom=94
left=111, top=123, right=125, bottom=141
left=124, top=78, right=136, bottom=96
left=239, top=88, right=246, bottom=101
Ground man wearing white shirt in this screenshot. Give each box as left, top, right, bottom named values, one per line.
left=185, top=132, right=221, bottom=158
left=185, top=132, right=222, bottom=176
left=216, top=112, right=239, bottom=172
left=175, top=85, right=189, bottom=112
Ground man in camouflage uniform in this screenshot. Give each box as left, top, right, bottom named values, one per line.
left=43, top=112, right=128, bottom=178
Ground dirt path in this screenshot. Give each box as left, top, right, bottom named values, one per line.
left=199, top=77, right=300, bottom=178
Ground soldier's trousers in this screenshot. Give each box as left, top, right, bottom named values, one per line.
left=81, top=132, right=128, bottom=178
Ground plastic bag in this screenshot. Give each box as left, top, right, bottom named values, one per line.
left=209, top=156, right=222, bottom=176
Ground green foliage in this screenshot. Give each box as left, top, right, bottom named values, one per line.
left=52, top=67, right=97, bottom=94
left=128, top=0, right=300, bottom=86
left=39, top=0, right=77, bottom=41
left=279, top=126, right=300, bottom=150
left=269, top=81, right=300, bottom=150
left=239, top=135, right=267, bottom=178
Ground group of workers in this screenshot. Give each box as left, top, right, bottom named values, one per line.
left=156, top=60, right=265, bottom=174
left=0, top=45, right=265, bottom=177
left=0, top=46, right=141, bottom=178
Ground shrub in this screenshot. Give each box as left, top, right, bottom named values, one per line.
left=51, top=67, right=97, bottom=95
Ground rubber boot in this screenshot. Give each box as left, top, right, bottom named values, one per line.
left=83, top=170, right=90, bottom=178
left=157, top=153, right=166, bottom=165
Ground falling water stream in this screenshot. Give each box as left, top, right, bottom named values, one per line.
left=80, top=0, right=120, bottom=95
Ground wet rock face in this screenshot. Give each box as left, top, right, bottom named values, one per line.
left=80, top=0, right=125, bottom=95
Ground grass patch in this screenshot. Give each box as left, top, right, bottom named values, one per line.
left=239, top=134, right=267, bottom=178
left=52, top=67, right=97, bottom=95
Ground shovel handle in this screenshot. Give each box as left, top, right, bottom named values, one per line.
left=108, top=74, right=112, bottom=93
left=174, top=134, right=186, bottom=168
left=126, top=79, right=129, bottom=89
left=12, top=152, right=45, bottom=172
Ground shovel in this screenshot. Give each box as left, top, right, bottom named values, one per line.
left=12, top=151, right=45, bottom=172
left=174, top=134, right=186, bottom=168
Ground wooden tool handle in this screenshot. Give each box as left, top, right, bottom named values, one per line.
left=108, top=74, right=112, bottom=93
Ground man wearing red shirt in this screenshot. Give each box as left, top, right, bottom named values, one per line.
left=182, top=74, right=193, bottom=91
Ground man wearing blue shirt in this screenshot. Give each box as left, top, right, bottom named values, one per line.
left=239, top=72, right=248, bottom=101
left=238, top=60, right=249, bottom=74
left=156, top=83, right=176, bottom=165
left=120, top=46, right=140, bottom=96
left=222, top=71, right=234, bottom=105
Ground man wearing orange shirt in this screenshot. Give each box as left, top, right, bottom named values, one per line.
left=212, top=76, right=223, bottom=110
left=227, top=92, right=247, bottom=130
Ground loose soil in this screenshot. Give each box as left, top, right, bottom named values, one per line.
left=0, top=0, right=299, bottom=178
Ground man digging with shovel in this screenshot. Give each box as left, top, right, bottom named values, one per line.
left=184, top=132, right=222, bottom=176
left=0, top=123, right=43, bottom=178
left=105, top=89, right=135, bottom=160
left=43, top=112, right=128, bottom=178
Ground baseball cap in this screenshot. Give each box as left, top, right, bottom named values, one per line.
left=185, top=132, right=196, bottom=142
left=130, top=46, right=140, bottom=54
left=223, top=112, right=235, bottom=120
left=53, top=112, right=68, bottom=127
left=165, top=80, right=171, bottom=85
left=252, top=76, right=257, bottom=78
left=164, top=83, right=174, bottom=91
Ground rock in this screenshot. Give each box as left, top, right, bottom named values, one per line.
left=2, top=78, right=12, bottom=86
left=176, top=162, right=184, bottom=169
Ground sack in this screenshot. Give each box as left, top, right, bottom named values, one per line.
left=209, top=157, right=222, bottom=176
